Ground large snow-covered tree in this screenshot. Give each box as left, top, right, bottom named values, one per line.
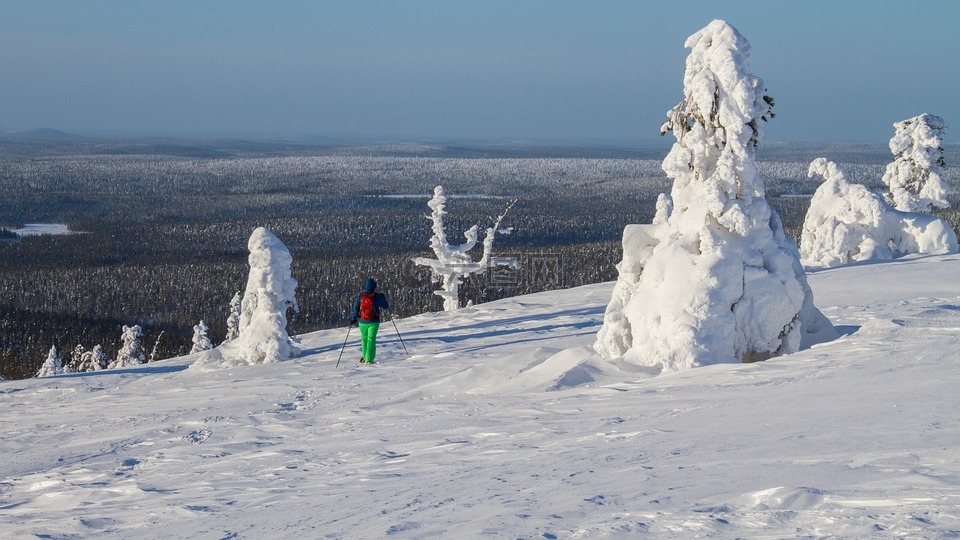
left=413, top=186, right=519, bottom=311
left=881, top=114, right=948, bottom=212
left=801, top=158, right=958, bottom=267
left=190, top=320, right=213, bottom=354
left=595, top=20, right=835, bottom=371
left=227, top=227, right=299, bottom=365
left=111, top=325, right=145, bottom=368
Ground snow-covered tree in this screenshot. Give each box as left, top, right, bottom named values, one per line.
left=36, top=345, right=66, bottom=377
left=227, top=227, right=299, bottom=365
left=148, top=331, right=164, bottom=362
left=224, top=291, right=242, bottom=342
left=77, top=345, right=110, bottom=372
left=111, top=325, right=145, bottom=368
left=801, top=158, right=958, bottom=267
left=69, top=344, right=86, bottom=372
left=58, top=350, right=73, bottom=374
left=190, top=320, right=213, bottom=354
left=595, top=20, right=835, bottom=372
left=413, top=186, right=519, bottom=311
left=881, top=114, right=948, bottom=212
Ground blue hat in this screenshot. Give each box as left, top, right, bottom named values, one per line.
left=363, top=278, right=377, bottom=293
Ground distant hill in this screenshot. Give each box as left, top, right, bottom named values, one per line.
left=2, top=128, right=86, bottom=140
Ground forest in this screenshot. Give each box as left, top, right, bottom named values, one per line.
left=2, top=134, right=958, bottom=379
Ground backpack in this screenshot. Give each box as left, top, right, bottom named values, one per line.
left=358, top=292, right=378, bottom=321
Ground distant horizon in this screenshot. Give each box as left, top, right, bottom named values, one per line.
left=4, top=126, right=955, bottom=147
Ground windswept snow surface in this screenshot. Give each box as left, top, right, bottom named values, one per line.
left=3, top=255, right=960, bottom=538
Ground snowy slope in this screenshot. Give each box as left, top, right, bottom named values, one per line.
left=2, top=254, right=960, bottom=538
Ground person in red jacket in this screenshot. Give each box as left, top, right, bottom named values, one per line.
left=350, top=278, right=390, bottom=363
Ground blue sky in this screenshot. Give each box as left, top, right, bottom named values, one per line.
left=1, top=1, right=958, bottom=142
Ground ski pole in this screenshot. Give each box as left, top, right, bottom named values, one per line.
left=335, top=324, right=352, bottom=368
left=387, top=311, right=410, bottom=358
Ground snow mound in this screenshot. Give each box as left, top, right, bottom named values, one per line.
left=402, top=347, right=623, bottom=397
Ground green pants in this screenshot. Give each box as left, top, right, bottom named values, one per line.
left=359, top=322, right=380, bottom=362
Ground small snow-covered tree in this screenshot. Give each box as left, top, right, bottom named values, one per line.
left=882, top=114, right=948, bottom=212
left=224, top=291, right=242, bottom=342
left=801, top=158, right=958, bottom=267
left=77, top=345, right=110, bottom=372
left=93, top=345, right=110, bottom=370
left=413, top=186, right=519, bottom=311
left=111, top=325, right=145, bottom=368
left=190, top=320, right=213, bottom=354
left=226, top=227, right=299, bottom=365
left=595, top=20, right=835, bottom=372
left=69, top=344, right=86, bottom=372
left=148, top=331, right=164, bottom=362
left=36, top=345, right=65, bottom=377
left=59, top=349, right=73, bottom=374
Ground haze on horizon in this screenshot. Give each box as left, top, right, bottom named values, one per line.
left=1, top=0, right=958, bottom=143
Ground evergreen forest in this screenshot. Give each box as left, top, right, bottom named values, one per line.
left=2, top=135, right=957, bottom=379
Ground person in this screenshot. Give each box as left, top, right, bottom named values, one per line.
left=351, top=278, right=390, bottom=364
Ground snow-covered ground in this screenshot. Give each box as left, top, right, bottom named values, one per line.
left=2, top=254, right=960, bottom=538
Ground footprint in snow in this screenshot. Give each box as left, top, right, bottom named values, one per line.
left=184, top=429, right=212, bottom=444
left=114, top=458, right=141, bottom=476
left=386, top=522, right=420, bottom=535
left=379, top=450, right=411, bottom=460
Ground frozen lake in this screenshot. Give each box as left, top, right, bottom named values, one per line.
left=10, top=223, right=75, bottom=236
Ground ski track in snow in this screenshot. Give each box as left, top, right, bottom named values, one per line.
left=2, top=254, right=960, bottom=538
